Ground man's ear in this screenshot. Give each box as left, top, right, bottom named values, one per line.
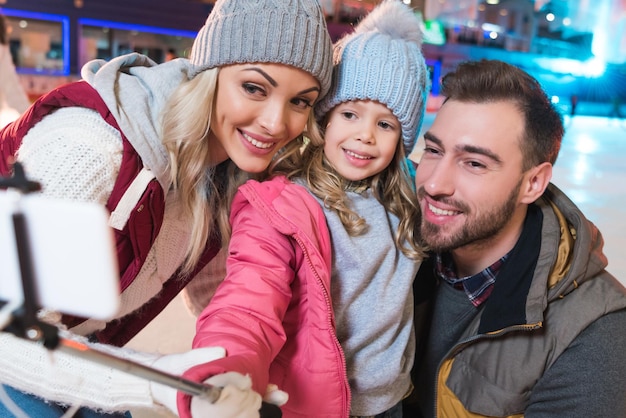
left=520, top=162, right=552, bottom=204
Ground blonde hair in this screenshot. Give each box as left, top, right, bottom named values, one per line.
left=162, top=69, right=249, bottom=275
left=272, top=115, right=426, bottom=261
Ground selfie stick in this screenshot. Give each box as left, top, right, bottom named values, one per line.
left=1, top=163, right=282, bottom=417
left=56, top=338, right=223, bottom=403
left=1, top=163, right=225, bottom=399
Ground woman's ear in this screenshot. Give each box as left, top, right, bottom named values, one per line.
left=520, top=162, right=553, bottom=204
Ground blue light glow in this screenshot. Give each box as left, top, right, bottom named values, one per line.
left=535, top=57, right=606, bottom=78
left=590, top=0, right=610, bottom=63
left=426, top=58, right=441, bottom=95
left=78, top=18, right=197, bottom=39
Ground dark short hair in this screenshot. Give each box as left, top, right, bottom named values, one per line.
left=441, top=59, right=563, bottom=168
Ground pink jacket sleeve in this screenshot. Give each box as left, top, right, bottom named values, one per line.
left=177, top=179, right=301, bottom=416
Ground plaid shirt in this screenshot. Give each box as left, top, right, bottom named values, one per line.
left=435, top=252, right=509, bottom=307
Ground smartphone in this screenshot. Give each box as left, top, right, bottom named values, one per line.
left=0, top=190, right=120, bottom=319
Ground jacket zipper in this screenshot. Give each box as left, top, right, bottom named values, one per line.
left=295, top=235, right=351, bottom=416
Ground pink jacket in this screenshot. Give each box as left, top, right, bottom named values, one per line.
left=180, top=176, right=351, bottom=417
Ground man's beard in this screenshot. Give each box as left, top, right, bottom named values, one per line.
left=418, top=179, right=522, bottom=252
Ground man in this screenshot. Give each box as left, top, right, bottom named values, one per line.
left=409, top=59, right=626, bottom=417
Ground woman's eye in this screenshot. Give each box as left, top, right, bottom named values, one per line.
left=291, top=97, right=313, bottom=109
left=242, top=83, right=265, bottom=96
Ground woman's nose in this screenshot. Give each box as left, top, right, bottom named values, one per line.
left=258, top=101, right=288, bottom=137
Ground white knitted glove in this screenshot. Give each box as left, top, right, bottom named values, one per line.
left=150, top=346, right=227, bottom=413
left=264, top=384, right=288, bottom=406
left=150, top=348, right=288, bottom=417
left=191, top=372, right=262, bottom=418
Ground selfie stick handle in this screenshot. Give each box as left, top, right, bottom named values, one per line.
left=57, top=339, right=283, bottom=417
left=56, top=338, right=223, bottom=403
left=54, top=339, right=284, bottom=417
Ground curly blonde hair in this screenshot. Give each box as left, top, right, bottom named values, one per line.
left=272, top=115, right=426, bottom=261
left=162, top=69, right=320, bottom=274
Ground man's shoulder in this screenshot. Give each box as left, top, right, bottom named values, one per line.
left=575, top=308, right=626, bottom=346
left=527, top=308, right=626, bottom=417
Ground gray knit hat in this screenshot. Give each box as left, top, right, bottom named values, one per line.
left=315, top=0, right=430, bottom=153
left=189, top=0, right=333, bottom=97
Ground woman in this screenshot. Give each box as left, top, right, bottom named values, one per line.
left=0, top=0, right=332, bottom=416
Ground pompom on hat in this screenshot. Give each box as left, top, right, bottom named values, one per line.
left=189, top=0, right=333, bottom=97
left=315, top=0, right=430, bottom=153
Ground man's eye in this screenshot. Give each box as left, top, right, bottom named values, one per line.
left=424, top=146, right=440, bottom=155
left=467, top=160, right=486, bottom=169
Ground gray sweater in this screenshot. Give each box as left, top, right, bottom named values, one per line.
left=309, top=187, right=418, bottom=416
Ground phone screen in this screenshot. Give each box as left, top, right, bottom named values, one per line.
left=0, top=191, right=120, bottom=319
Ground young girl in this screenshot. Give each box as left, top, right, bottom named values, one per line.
left=0, top=0, right=332, bottom=416
left=184, top=1, right=430, bottom=416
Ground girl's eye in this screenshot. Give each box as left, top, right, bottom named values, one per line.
left=242, top=83, right=265, bottom=96
left=291, top=97, right=313, bottom=109
left=378, top=121, right=394, bottom=130
left=341, top=111, right=356, bottom=120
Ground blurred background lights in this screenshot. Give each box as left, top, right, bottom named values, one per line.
left=537, top=57, right=606, bottom=78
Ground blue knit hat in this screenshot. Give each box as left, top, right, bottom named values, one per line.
left=189, top=0, right=333, bottom=97
left=315, top=0, right=430, bottom=153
